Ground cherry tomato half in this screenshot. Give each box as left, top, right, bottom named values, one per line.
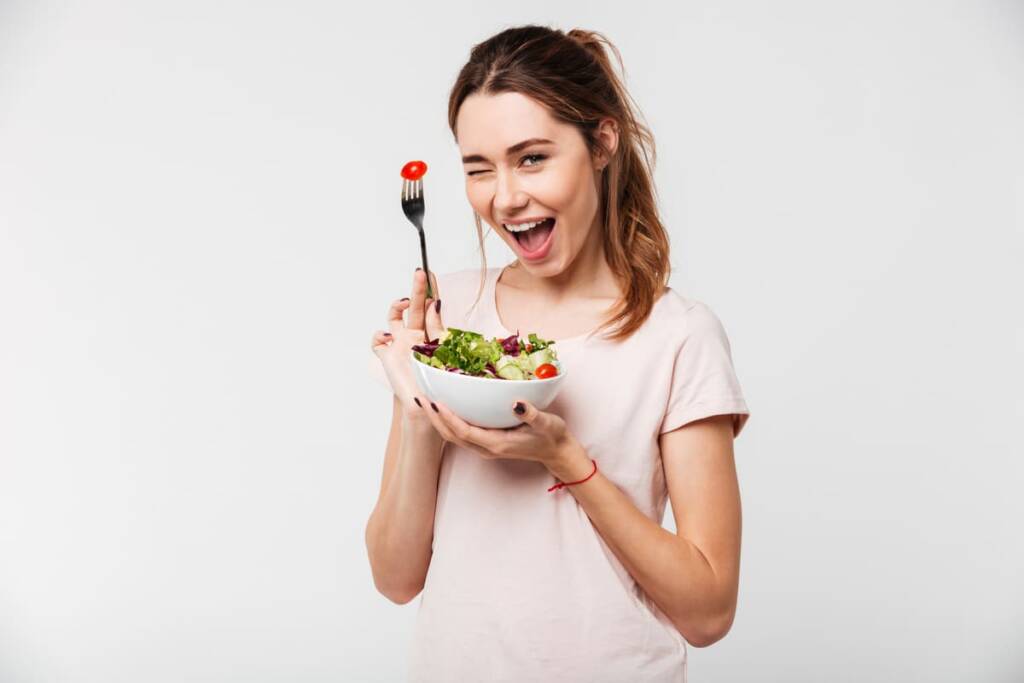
left=534, top=363, right=557, bottom=379
left=401, top=160, right=428, bottom=180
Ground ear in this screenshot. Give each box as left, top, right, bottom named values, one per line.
left=593, top=117, right=619, bottom=170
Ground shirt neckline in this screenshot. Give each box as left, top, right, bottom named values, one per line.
left=487, top=264, right=600, bottom=346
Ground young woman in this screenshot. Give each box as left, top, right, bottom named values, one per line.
left=366, top=25, right=751, bottom=682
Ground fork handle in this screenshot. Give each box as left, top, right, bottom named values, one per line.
left=418, top=229, right=434, bottom=300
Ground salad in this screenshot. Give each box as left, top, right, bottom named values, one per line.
left=412, top=327, right=561, bottom=380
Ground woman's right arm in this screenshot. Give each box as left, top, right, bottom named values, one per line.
left=364, top=394, right=446, bottom=604
left=365, top=268, right=446, bottom=603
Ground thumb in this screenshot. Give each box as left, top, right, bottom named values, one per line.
left=425, top=295, right=446, bottom=341
left=511, top=399, right=541, bottom=425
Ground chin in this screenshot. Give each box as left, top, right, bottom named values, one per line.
left=519, top=257, right=563, bottom=274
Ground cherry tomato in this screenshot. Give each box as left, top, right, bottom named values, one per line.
left=534, top=363, right=557, bottom=379
left=401, top=160, right=428, bottom=180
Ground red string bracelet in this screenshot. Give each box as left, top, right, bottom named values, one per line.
left=548, top=459, right=598, bottom=492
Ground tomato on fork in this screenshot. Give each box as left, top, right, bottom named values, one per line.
left=401, top=160, right=428, bottom=180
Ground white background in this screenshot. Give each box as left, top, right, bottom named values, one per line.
left=1, top=1, right=1021, bottom=681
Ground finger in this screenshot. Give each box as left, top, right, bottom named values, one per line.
left=420, top=296, right=435, bottom=344
left=420, top=398, right=480, bottom=454
left=425, top=294, right=445, bottom=342
left=407, top=270, right=429, bottom=331
left=417, top=395, right=460, bottom=444
left=371, top=330, right=394, bottom=352
left=387, top=298, right=412, bottom=334
left=434, top=401, right=505, bottom=456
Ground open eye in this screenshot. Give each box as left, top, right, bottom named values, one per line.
left=521, top=153, right=546, bottom=167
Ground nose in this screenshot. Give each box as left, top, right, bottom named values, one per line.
left=493, top=169, right=528, bottom=218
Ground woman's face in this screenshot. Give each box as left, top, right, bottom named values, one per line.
left=455, top=92, right=608, bottom=274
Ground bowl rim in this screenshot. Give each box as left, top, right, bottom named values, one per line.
left=409, top=351, right=566, bottom=383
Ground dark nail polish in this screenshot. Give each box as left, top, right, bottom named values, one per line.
left=383, top=332, right=392, bottom=337
left=435, top=299, right=441, bottom=314
left=430, top=402, right=439, bottom=413
left=413, top=397, right=422, bottom=408
left=514, top=402, right=525, bottom=415
left=400, top=297, right=410, bottom=302
left=416, top=267, right=422, bottom=271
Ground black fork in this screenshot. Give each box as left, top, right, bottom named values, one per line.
left=400, top=177, right=434, bottom=301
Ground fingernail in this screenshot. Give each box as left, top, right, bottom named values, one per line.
left=400, top=297, right=410, bottom=301
left=413, top=397, right=422, bottom=408
left=416, top=267, right=422, bottom=272
left=514, top=402, right=525, bottom=415
left=435, top=299, right=441, bottom=314
left=383, top=332, right=392, bottom=337
left=430, top=402, right=439, bottom=413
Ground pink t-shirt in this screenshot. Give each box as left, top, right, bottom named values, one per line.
left=368, top=265, right=751, bottom=682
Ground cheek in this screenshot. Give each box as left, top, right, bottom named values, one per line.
left=465, top=182, right=488, bottom=213
left=548, top=169, right=597, bottom=221
left=526, top=171, right=578, bottom=214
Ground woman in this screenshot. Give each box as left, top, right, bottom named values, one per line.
left=366, top=25, right=751, bottom=682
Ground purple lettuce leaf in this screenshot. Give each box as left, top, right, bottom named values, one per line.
left=499, top=330, right=521, bottom=356
left=411, top=339, right=441, bottom=357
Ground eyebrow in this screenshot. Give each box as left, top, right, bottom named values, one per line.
left=461, top=138, right=555, bottom=164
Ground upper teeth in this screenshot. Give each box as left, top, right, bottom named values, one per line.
left=504, top=219, right=549, bottom=232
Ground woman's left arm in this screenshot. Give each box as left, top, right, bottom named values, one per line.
left=423, top=399, right=741, bottom=647
left=549, top=413, right=741, bottom=648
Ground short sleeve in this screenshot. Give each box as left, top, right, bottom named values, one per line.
left=659, top=303, right=751, bottom=438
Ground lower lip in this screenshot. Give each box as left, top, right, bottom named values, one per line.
left=513, top=220, right=557, bottom=262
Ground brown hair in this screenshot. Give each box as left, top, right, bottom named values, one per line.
left=447, top=25, right=672, bottom=343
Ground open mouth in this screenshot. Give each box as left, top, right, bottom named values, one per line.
left=507, top=217, right=556, bottom=253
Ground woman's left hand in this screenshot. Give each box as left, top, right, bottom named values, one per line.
left=423, top=398, right=581, bottom=475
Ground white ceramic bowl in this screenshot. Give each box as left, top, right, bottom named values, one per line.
left=409, top=353, right=567, bottom=429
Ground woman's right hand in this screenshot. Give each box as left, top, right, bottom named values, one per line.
left=370, top=269, right=445, bottom=429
